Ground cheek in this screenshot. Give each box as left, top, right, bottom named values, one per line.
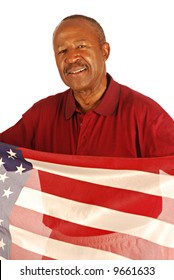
left=88, top=48, right=106, bottom=64
left=90, top=54, right=105, bottom=72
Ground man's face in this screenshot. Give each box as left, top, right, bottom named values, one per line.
left=53, top=18, right=110, bottom=93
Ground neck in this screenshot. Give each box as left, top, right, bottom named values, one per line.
left=73, top=77, right=108, bottom=113
left=74, top=90, right=106, bottom=113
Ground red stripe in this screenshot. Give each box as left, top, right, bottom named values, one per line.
left=25, top=168, right=174, bottom=224
left=10, top=205, right=113, bottom=237
left=10, top=206, right=174, bottom=260
left=38, top=170, right=174, bottom=223
left=21, top=147, right=174, bottom=175
left=49, top=229, right=174, bottom=260
left=25, top=168, right=41, bottom=190
left=10, top=243, right=54, bottom=260
left=10, top=206, right=50, bottom=237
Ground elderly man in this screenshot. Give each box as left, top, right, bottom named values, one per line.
left=0, top=14, right=174, bottom=157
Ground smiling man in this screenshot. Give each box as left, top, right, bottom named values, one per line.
left=53, top=16, right=110, bottom=113
left=0, top=14, right=174, bottom=157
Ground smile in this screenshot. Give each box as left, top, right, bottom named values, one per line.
left=66, top=66, right=87, bottom=75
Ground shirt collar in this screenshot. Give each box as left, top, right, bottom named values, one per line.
left=65, top=73, right=120, bottom=119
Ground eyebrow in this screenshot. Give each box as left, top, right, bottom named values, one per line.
left=56, top=39, right=88, bottom=49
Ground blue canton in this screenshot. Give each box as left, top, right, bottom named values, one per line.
left=0, top=142, right=33, bottom=259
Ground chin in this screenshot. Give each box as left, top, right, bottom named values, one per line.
left=70, top=82, right=90, bottom=92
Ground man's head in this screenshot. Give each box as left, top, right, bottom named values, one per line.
left=54, top=15, right=107, bottom=47
left=53, top=15, right=110, bottom=94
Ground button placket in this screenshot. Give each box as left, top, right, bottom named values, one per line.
left=76, top=112, right=92, bottom=154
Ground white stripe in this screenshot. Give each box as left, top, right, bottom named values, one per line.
left=27, top=159, right=174, bottom=199
left=16, top=187, right=174, bottom=248
left=10, top=225, right=128, bottom=260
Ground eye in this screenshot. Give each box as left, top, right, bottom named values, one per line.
left=77, top=44, right=87, bottom=49
left=57, top=49, right=67, bottom=55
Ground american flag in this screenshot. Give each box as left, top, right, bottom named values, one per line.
left=0, top=141, right=174, bottom=260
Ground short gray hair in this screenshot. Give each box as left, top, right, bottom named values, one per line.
left=61, top=14, right=106, bottom=45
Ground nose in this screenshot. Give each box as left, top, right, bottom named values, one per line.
left=64, top=49, right=80, bottom=64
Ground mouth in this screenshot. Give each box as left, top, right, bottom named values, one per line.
left=65, top=66, right=87, bottom=75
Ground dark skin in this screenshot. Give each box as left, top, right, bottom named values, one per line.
left=53, top=18, right=110, bottom=113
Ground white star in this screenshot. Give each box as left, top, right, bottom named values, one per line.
left=2, top=187, right=13, bottom=198
left=16, top=164, right=26, bottom=175
left=0, top=172, right=8, bottom=183
left=7, top=149, right=17, bottom=160
left=0, top=238, right=6, bottom=250
left=0, top=220, right=3, bottom=226
left=0, top=158, right=5, bottom=167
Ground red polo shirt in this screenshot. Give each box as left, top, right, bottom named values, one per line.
left=1, top=74, right=174, bottom=157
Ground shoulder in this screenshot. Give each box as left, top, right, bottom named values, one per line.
left=108, top=74, right=173, bottom=124
left=118, top=82, right=168, bottom=116
left=24, top=88, right=70, bottom=115
left=108, top=74, right=166, bottom=115
left=33, top=88, right=70, bottom=108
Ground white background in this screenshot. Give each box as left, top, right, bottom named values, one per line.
left=1, top=260, right=174, bottom=279
left=0, top=0, right=173, bottom=132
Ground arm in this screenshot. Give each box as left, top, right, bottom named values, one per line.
left=0, top=117, right=35, bottom=149
left=137, top=105, right=174, bottom=157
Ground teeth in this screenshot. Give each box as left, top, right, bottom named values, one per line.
left=69, top=67, right=86, bottom=74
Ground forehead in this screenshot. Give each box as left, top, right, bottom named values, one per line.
left=53, top=18, right=98, bottom=45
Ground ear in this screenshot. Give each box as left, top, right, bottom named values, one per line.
left=102, top=42, right=110, bottom=61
